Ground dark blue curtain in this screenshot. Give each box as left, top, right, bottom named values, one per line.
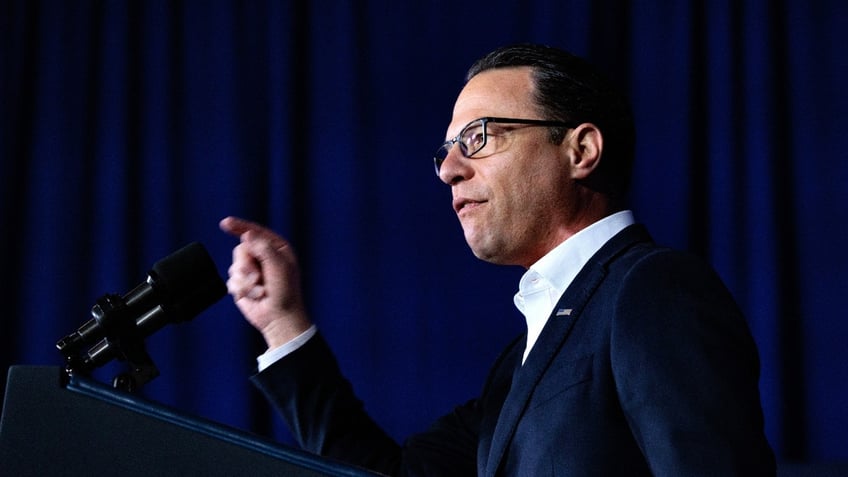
left=2, top=0, right=846, bottom=466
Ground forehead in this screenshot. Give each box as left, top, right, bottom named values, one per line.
left=448, top=67, right=537, bottom=135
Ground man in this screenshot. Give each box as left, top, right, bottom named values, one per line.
left=220, top=44, right=775, bottom=476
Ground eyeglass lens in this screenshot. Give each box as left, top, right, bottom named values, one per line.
left=434, top=119, right=487, bottom=174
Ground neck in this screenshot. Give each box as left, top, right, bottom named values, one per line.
left=519, top=192, right=620, bottom=268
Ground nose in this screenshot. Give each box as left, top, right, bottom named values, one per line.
left=437, top=144, right=474, bottom=185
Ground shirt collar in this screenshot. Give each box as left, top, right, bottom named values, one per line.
left=514, top=210, right=636, bottom=316
left=534, top=210, right=635, bottom=296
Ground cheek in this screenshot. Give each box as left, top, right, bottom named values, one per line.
left=483, top=145, right=568, bottom=213
left=502, top=159, right=562, bottom=203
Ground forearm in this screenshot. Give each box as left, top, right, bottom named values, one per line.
left=251, top=332, right=403, bottom=474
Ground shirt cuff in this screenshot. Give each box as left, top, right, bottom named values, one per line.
left=256, top=324, right=318, bottom=372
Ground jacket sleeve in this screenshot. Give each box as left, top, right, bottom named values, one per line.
left=250, top=332, right=481, bottom=476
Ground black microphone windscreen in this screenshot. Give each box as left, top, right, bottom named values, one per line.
left=149, top=242, right=227, bottom=323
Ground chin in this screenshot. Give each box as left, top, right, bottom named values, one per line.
left=468, top=242, right=509, bottom=265
left=465, top=230, right=513, bottom=264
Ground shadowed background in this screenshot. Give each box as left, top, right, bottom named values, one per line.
left=2, top=0, right=846, bottom=467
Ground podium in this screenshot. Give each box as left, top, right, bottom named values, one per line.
left=0, top=366, right=382, bottom=476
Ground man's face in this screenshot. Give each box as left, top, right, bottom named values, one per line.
left=439, top=67, right=579, bottom=268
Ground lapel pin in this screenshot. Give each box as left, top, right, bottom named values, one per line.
left=556, top=308, right=573, bottom=316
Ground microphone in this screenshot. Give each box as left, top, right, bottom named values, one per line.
left=56, top=242, right=226, bottom=389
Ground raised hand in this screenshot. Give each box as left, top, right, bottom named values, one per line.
left=219, top=216, right=312, bottom=349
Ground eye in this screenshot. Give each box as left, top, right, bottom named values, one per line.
left=461, top=124, right=485, bottom=153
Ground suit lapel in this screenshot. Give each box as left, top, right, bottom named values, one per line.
left=483, top=224, right=652, bottom=477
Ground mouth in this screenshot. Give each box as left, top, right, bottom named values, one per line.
left=453, top=197, right=487, bottom=215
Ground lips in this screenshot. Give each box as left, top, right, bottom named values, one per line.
left=453, top=197, right=487, bottom=214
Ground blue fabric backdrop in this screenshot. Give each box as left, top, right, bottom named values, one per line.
left=2, top=0, right=847, bottom=466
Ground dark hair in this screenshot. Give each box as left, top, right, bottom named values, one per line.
left=466, top=44, right=635, bottom=200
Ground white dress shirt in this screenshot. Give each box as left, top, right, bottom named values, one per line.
left=257, top=324, right=317, bottom=371
left=513, top=210, right=635, bottom=363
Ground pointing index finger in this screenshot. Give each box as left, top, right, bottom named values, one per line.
left=219, top=216, right=264, bottom=237
left=219, top=216, right=291, bottom=250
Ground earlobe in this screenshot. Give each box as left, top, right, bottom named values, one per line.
left=568, top=123, right=603, bottom=180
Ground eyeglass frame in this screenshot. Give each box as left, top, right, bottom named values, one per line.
left=433, top=116, right=577, bottom=175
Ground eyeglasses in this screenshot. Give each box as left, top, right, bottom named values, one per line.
left=433, top=117, right=575, bottom=175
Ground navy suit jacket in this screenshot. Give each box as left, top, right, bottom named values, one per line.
left=252, top=224, right=775, bottom=476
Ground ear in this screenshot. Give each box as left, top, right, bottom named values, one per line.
left=564, top=123, right=603, bottom=180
